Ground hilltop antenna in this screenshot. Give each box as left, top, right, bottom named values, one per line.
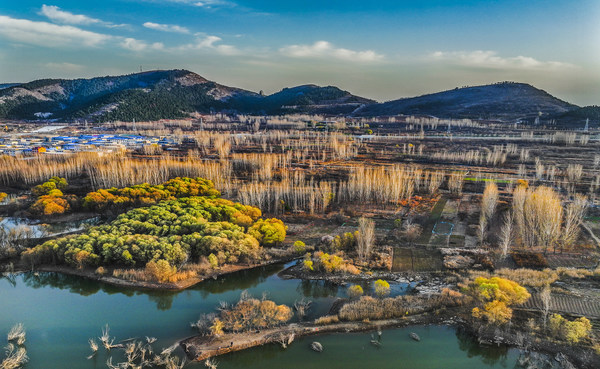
left=140, top=65, right=142, bottom=73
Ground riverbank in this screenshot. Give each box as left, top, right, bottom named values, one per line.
left=180, top=310, right=462, bottom=362
left=180, top=305, right=599, bottom=369
left=11, top=255, right=299, bottom=291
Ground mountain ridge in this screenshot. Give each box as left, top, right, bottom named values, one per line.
left=0, top=70, right=591, bottom=122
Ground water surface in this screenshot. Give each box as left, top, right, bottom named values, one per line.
left=0, top=263, right=522, bottom=369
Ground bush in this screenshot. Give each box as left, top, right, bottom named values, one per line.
left=549, top=314, right=592, bottom=344
left=216, top=296, right=293, bottom=333
left=305, top=251, right=360, bottom=275
left=315, top=315, right=340, bottom=325
left=374, top=279, right=390, bottom=298
left=83, top=177, right=221, bottom=213
left=29, top=177, right=73, bottom=216
left=465, top=276, right=530, bottom=325
left=248, top=218, right=287, bottom=246
left=145, top=260, right=177, bottom=283
left=293, top=240, right=306, bottom=254
left=348, top=284, right=364, bottom=298
left=208, top=253, right=219, bottom=269
left=32, top=177, right=68, bottom=196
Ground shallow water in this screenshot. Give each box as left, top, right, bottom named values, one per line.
left=0, top=263, right=522, bottom=369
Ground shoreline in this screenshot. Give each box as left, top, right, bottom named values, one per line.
left=10, top=255, right=299, bottom=291
left=180, top=309, right=599, bottom=369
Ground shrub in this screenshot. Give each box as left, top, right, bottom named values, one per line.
left=208, top=253, right=219, bottom=269
left=0, top=192, right=7, bottom=202
left=303, top=260, right=314, bottom=272
left=315, top=315, right=340, bottom=325
left=374, top=279, right=390, bottom=298
left=549, top=314, right=592, bottom=344
left=348, top=284, right=364, bottom=298
left=83, top=177, right=221, bottom=212
left=216, top=296, right=293, bottom=333
left=306, top=251, right=360, bottom=275
left=293, top=240, right=306, bottom=254
left=465, top=276, right=530, bottom=325
left=32, top=177, right=67, bottom=196
left=145, top=260, right=177, bottom=283
left=95, top=266, right=106, bottom=275
left=248, top=218, right=287, bottom=246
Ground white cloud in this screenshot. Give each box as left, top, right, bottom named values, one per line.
left=193, top=0, right=236, bottom=8
left=279, top=41, right=384, bottom=63
left=39, top=5, right=127, bottom=28
left=177, top=35, right=240, bottom=55
left=0, top=15, right=111, bottom=47
left=429, top=50, right=574, bottom=70
left=44, top=62, right=84, bottom=71
left=143, top=22, right=190, bottom=34
left=120, top=38, right=165, bottom=52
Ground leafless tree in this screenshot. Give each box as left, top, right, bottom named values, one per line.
left=356, top=217, right=375, bottom=263
left=499, top=211, right=513, bottom=258
left=540, top=285, right=552, bottom=329
left=561, top=194, right=587, bottom=251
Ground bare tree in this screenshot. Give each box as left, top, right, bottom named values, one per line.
left=356, top=217, right=375, bottom=263
left=540, top=285, right=551, bottom=329
left=562, top=194, right=587, bottom=251
left=479, top=182, right=499, bottom=245
left=499, top=211, right=513, bottom=258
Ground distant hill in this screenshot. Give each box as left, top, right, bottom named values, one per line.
left=0, top=72, right=591, bottom=122
left=0, top=70, right=258, bottom=121
left=0, top=83, right=20, bottom=90
left=0, top=70, right=373, bottom=121
left=549, top=105, right=600, bottom=125
left=355, top=82, right=577, bottom=120
left=231, top=84, right=375, bottom=115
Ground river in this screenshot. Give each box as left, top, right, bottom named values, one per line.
left=0, top=262, right=522, bottom=369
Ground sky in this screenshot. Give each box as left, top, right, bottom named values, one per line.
left=0, top=0, right=599, bottom=105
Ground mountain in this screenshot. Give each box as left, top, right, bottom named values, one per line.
left=231, top=84, right=375, bottom=115
left=0, top=72, right=589, bottom=122
left=0, top=70, right=374, bottom=121
left=0, top=70, right=258, bottom=121
left=355, top=82, right=577, bottom=120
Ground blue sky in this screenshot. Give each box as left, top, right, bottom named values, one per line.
left=1, top=0, right=599, bottom=104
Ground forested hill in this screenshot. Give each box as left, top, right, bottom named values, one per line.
left=0, top=71, right=590, bottom=122
left=355, top=82, right=578, bottom=120
left=0, top=70, right=373, bottom=121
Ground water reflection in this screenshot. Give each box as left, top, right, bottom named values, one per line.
left=297, top=279, right=342, bottom=299
left=456, top=328, right=509, bottom=366
left=192, top=263, right=285, bottom=297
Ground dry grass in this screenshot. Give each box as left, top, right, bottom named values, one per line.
left=314, top=315, right=340, bottom=325
left=338, top=288, right=466, bottom=321
left=112, top=261, right=209, bottom=283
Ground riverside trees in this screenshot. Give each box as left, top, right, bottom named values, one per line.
left=23, top=179, right=286, bottom=273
